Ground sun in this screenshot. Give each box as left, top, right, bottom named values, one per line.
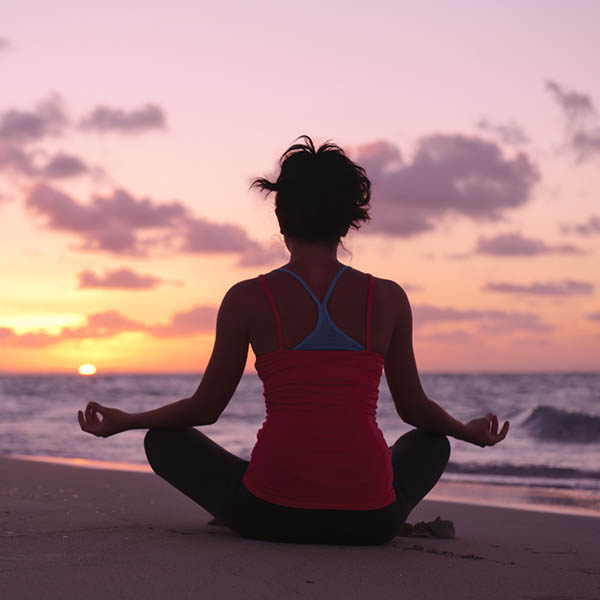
left=77, top=363, right=97, bottom=376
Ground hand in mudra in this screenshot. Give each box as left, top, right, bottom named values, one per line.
left=77, top=402, right=130, bottom=438
left=464, top=413, right=509, bottom=447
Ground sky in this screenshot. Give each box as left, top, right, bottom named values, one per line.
left=1, top=0, right=599, bottom=373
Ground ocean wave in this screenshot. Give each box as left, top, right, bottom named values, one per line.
left=446, top=461, right=600, bottom=481
left=523, top=405, right=600, bottom=443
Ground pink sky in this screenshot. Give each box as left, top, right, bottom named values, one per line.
left=1, top=1, right=599, bottom=373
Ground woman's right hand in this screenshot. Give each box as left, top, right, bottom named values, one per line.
left=462, top=414, right=509, bottom=447
left=77, top=401, right=132, bottom=438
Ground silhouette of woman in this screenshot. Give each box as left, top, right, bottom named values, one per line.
left=78, top=135, right=509, bottom=545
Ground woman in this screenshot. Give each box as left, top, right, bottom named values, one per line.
left=77, top=135, right=509, bottom=545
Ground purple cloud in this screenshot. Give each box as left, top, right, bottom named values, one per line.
left=588, top=312, right=600, bottom=321
left=475, top=232, right=585, bottom=256
left=562, top=215, right=600, bottom=236
left=413, top=305, right=484, bottom=322
left=483, top=280, right=594, bottom=296
left=25, top=182, right=282, bottom=265
left=40, top=153, right=89, bottom=178
left=0, top=94, right=68, bottom=144
left=79, top=104, right=166, bottom=134
left=175, top=216, right=285, bottom=265
left=417, top=329, right=472, bottom=344
left=0, top=38, right=10, bottom=52
left=236, top=241, right=286, bottom=266
left=148, top=306, right=217, bottom=338
left=0, top=146, right=89, bottom=179
left=571, top=129, right=600, bottom=162
left=413, top=304, right=552, bottom=333
left=181, top=217, right=257, bottom=253
left=476, top=119, right=530, bottom=145
left=78, top=268, right=162, bottom=290
left=26, top=183, right=187, bottom=255
left=0, top=144, right=36, bottom=176
left=355, top=134, right=539, bottom=237
left=545, top=80, right=596, bottom=122
left=0, top=96, right=92, bottom=181
left=546, top=80, right=600, bottom=162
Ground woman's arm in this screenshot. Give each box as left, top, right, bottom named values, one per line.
left=383, top=283, right=509, bottom=447
left=78, top=281, right=251, bottom=438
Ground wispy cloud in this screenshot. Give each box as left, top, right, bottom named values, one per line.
left=0, top=95, right=92, bottom=180
left=588, top=312, right=600, bottom=321
left=417, top=329, right=472, bottom=344
left=39, top=153, right=90, bottom=178
left=180, top=216, right=285, bottom=266
left=413, top=304, right=552, bottom=333
left=483, top=280, right=594, bottom=296
left=571, top=129, right=600, bottom=161
left=545, top=80, right=596, bottom=122
left=78, top=268, right=162, bottom=290
left=561, top=215, right=600, bottom=236
left=25, top=183, right=186, bottom=256
left=0, top=145, right=90, bottom=179
left=354, top=134, right=539, bottom=237
left=475, top=232, right=585, bottom=256
left=25, top=182, right=284, bottom=266
left=0, top=305, right=218, bottom=347
left=545, top=79, right=600, bottom=162
left=0, top=96, right=167, bottom=183
left=79, top=104, right=166, bottom=134
left=476, top=119, right=530, bottom=145
left=0, top=94, right=68, bottom=144
left=146, top=306, right=217, bottom=338
left=0, top=38, right=10, bottom=52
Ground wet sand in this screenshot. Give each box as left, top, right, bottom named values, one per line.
left=1, top=456, right=599, bottom=599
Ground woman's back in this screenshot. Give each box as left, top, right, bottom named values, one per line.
left=247, top=262, right=399, bottom=359
left=241, top=261, right=399, bottom=510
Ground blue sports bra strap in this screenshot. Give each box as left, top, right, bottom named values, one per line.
left=323, top=265, right=349, bottom=306
left=275, top=268, right=321, bottom=305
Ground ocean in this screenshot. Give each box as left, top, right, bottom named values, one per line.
left=2, top=372, right=599, bottom=505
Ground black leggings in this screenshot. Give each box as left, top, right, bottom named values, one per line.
left=144, top=428, right=450, bottom=546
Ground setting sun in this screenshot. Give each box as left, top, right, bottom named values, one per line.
left=77, top=364, right=97, bottom=376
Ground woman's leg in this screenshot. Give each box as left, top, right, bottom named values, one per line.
left=390, top=429, right=450, bottom=521
left=144, top=427, right=248, bottom=524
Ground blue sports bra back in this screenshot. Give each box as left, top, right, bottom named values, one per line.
left=275, top=265, right=365, bottom=351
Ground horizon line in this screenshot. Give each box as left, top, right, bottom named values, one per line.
left=1, top=369, right=599, bottom=376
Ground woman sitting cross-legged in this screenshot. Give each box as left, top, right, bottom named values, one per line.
left=77, top=135, right=509, bottom=545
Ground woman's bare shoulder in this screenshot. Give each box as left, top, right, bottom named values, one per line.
left=224, top=276, right=262, bottom=298
left=371, top=275, right=410, bottom=301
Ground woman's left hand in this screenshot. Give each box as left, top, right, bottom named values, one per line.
left=77, top=402, right=132, bottom=438
left=462, top=413, right=509, bottom=447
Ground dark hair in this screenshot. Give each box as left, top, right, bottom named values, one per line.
left=250, top=135, right=371, bottom=244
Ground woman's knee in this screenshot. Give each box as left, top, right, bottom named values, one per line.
left=433, top=433, right=451, bottom=466
left=143, top=428, right=185, bottom=466
left=419, top=430, right=451, bottom=465
left=144, top=428, right=163, bottom=465
left=393, top=429, right=451, bottom=464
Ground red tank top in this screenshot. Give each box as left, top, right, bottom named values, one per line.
left=242, top=269, right=396, bottom=510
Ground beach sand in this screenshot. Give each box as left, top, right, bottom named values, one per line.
left=1, top=456, right=599, bottom=600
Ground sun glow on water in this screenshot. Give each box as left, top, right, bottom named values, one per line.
left=77, top=364, right=97, bottom=376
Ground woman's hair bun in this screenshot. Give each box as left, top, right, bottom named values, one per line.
left=250, top=135, right=371, bottom=243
